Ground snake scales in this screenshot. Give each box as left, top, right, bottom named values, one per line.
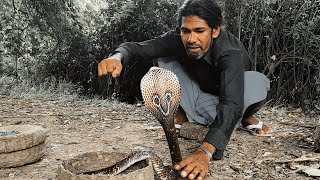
left=85, top=67, right=182, bottom=179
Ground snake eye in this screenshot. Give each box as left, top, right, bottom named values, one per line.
left=152, top=95, right=160, bottom=106
left=165, top=92, right=172, bottom=103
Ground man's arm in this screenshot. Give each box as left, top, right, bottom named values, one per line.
left=174, top=50, right=245, bottom=180
left=204, top=50, right=245, bottom=155
left=111, top=30, right=184, bottom=66
left=98, top=30, right=184, bottom=77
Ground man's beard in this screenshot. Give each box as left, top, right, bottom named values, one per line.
left=186, top=50, right=205, bottom=60
left=185, top=44, right=205, bottom=60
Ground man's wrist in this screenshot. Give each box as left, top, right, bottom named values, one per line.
left=199, top=146, right=212, bottom=159
left=199, top=142, right=216, bottom=160
left=108, top=52, right=123, bottom=61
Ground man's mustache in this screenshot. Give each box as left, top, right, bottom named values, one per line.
left=186, top=43, right=202, bottom=49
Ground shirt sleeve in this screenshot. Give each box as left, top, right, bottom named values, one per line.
left=203, top=50, right=245, bottom=151
left=112, top=30, right=184, bottom=66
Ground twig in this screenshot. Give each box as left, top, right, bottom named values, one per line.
left=238, top=0, right=242, bottom=41
left=1, top=116, right=33, bottom=119
left=12, top=0, right=16, bottom=12
left=275, top=154, right=320, bottom=163
left=279, top=122, right=315, bottom=129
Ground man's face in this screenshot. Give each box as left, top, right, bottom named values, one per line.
left=180, top=15, right=217, bottom=60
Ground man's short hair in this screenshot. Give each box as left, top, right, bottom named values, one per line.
left=177, top=0, right=223, bottom=29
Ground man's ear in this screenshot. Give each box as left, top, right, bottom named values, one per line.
left=212, top=26, right=221, bottom=38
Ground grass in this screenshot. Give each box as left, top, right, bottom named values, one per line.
left=0, top=75, right=80, bottom=101
left=0, top=75, right=125, bottom=107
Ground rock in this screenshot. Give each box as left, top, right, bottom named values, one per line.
left=56, top=151, right=154, bottom=180
left=179, top=122, right=209, bottom=141
left=0, top=125, right=48, bottom=153
left=0, top=142, right=45, bottom=168
left=0, top=125, right=48, bottom=168
left=314, top=126, right=320, bottom=153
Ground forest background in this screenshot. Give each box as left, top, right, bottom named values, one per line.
left=0, top=0, right=319, bottom=113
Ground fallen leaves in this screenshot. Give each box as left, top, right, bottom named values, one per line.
left=289, top=161, right=320, bottom=177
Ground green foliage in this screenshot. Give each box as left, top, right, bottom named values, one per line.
left=97, top=0, right=181, bottom=102
left=0, top=0, right=181, bottom=100
left=100, top=0, right=180, bottom=52
left=225, top=0, right=320, bottom=112
left=0, top=0, right=319, bottom=112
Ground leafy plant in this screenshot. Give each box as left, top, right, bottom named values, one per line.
left=225, top=0, right=320, bottom=112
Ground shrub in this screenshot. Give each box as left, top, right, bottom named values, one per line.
left=225, top=0, right=320, bottom=112
left=0, top=0, right=319, bottom=112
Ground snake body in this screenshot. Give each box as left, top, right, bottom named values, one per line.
left=85, top=67, right=182, bottom=179
left=141, top=67, right=182, bottom=179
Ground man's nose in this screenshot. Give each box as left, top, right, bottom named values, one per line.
left=187, top=32, right=197, bottom=43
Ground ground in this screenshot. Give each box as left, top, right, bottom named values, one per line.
left=0, top=97, right=319, bottom=180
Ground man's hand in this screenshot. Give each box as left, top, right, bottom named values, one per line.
left=174, top=142, right=215, bottom=180
left=98, top=58, right=123, bottom=78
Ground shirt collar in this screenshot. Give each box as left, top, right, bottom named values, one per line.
left=203, top=41, right=214, bottom=66
left=202, top=28, right=224, bottom=66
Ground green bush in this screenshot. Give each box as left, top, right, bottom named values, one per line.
left=0, top=0, right=181, bottom=101
left=97, top=0, right=181, bottom=102
left=0, top=0, right=319, bottom=112
left=225, top=0, right=320, bottom=112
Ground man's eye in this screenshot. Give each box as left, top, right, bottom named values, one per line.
left=196, top=30, right=205, bottom=33
left=181, top=29, right=190, bottom=34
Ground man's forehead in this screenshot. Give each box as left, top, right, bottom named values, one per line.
left=180, top=15, right=209, bottom=28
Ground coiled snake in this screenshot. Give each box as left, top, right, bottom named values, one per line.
left=86, top=67, right=182, bottom=179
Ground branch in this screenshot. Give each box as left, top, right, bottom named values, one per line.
left=275, top=154, right=320, bottom=163
left=11, top=0, right=16, bottom=12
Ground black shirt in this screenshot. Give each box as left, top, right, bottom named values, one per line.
left=113, top=28, right=254, bottom=151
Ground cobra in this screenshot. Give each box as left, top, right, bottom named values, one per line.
left=140, top=66, right=182, bottom=166
left=140, top=67, right=183, bottom=179
left=85, top=67, right=182, bottom=179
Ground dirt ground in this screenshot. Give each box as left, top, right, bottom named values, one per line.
left=0, top=97, right=319, bottom=180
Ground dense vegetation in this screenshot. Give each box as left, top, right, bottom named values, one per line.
left=228, top=0, right=320, bottom=113
left=0, top=0, right=319, bottom=112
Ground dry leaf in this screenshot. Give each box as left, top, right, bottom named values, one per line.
left=288, top=113, right=299, bottom=118
left=262, top=110, right=270, bottom=115
left=262, top=152, right=272, bottom=157
left=289, top=162, right=320, bottom=177
left=303, top=167, right=320, bottom=177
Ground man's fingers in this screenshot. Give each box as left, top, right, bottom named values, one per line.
left=197, top=170, right=207, bottom=180
left=180, top=161, right=197, bottom=178
left=112, top=64, right=123, bottom=78
left=98, top=61, right=110, bottom=76
left=98, top=59, right=122, bottom=77
left=174, top=157, right=194, bottom=177
left=188, top=165, right=201, bottom=179
left=175, top=151, right=210, bottom=179
left=106, top=63, right=114, bottom=73
left=197, top=162, right=209, bottom=180
left=176, top=156, right=193, bottom=170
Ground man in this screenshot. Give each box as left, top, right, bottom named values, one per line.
left=98, top=0, right=271, bottom=179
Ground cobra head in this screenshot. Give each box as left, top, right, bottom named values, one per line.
left=140, top=67, right=181, bottom=127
